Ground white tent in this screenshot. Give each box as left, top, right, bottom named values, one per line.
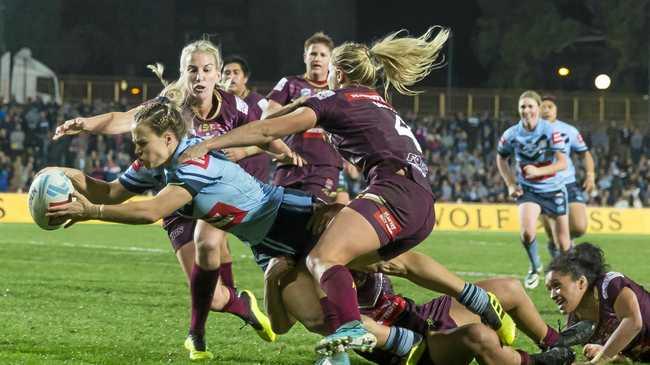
left=10, top=48, right=61, bottom=103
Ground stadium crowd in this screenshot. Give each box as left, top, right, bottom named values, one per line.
left=1, top=97, right=649, bottom=208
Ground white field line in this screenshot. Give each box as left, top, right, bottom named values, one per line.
left=3, top=239, right=648, bottom=287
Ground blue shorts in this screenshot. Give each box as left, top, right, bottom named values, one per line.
left=251, top=188, right=319, bottom=271
left=517, top=186, right=568, bottom=217
left=566, top=182, right=586, bottom=204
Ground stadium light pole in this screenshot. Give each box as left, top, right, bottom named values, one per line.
left=446, top=31, right=453, bottom=118
left=0, top=0, right=5, bottom=55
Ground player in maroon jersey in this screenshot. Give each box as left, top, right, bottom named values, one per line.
left=263, top=257, right=588, bottom=365
left=220, top=55, right=271, bottom=182
left=546, top=243, right=650, bottom=364
left=264, top=32, right=343, bottom=203
left=51, top=39, right=293, bottom=360
left=179, top=27, right=517, bottom=358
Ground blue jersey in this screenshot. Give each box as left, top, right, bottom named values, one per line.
left=550, top=120, right=589, bottom=184
left=497, top=119, right=566, bottom=192
left=164, top=137, right=285, bottom=246
left=119, top=137, right=286, bottom=246
left=119, top=160, right=166, bottom=194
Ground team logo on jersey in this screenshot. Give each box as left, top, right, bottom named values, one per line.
left=204, top=202, right=248, bottom=229
left=373, top=206, right=402, bottom=241
left=183, top=155, right=210, bottom=169
left=314, top=90, right=335, bottom=100
left=235, top=96, right=249, bottom=114
left=300, top=88, right=312, bottom=97
left=518, top=135, right=549, bottom=161
left=552, top=132, right=563, bottom=144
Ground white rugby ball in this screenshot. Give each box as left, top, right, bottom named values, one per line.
left=28, top=169, right=74, bottom=230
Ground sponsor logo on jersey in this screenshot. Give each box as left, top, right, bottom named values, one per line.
left=373, top=206, right=402, bottom=240
left=235, top=95, right=249, bottom=115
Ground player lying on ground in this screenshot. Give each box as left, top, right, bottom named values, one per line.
left=545, top=243, right=650, bottom=364
left=263, top=254, right=594, bottom=365
left=47, top=96, right=515, bottom=363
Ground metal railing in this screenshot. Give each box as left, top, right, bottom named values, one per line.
left=59, top=76, right=650, bottom=127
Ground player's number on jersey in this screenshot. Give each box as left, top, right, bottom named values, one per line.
left=394, top=115, right=422, bottom=153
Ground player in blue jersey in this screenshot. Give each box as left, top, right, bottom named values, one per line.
left=497, top=90, right=570, bottom=290
left=50, top=39, right=297, bottom=360
left=540, top=95, right=596, bottom=259
left=178, top=26, right=517, bottom=361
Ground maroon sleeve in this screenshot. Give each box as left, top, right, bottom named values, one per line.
left=233, top=94, right=251, bottom=128
left=302, top=90, right=339, bottom=127
left=603, top=275, right=631, bottom=308
left=266, top=77, right=291, bottom=105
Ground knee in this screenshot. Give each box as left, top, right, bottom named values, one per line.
left=520, top=231, right=536, bottom=245
left=570, top=222, right=587, bottom=238
left=462, top=324, right=500, bottom=353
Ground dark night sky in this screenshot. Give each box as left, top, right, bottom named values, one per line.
left=357, top=0, right=485, bottom=87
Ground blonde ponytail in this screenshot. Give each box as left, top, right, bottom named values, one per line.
left=332, top=26, right=449, bottom=97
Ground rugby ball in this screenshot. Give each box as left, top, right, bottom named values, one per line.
left=28, top=169, right=74, bottom=230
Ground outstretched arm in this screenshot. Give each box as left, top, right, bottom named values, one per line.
left=179, top=107, right=318, bottom=162
left=53, top=105, right=141, bottom=139
left=43, top=167, right=135, bottom=204
left=47, top=184, right=192, bottom=226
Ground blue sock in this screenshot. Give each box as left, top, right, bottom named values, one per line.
left=523, top=238, right=542, bottom=271
left=384, top=326, right=421, bottom=357
left=547, top=240, right=560, bottom=259
left=457, top=282, right=489, bottom=315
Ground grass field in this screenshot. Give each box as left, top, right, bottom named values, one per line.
left=1, top=223, right=649, bottom=364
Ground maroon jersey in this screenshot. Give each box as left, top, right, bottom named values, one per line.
left=302, top=87, right=431, bottom=192
left=237, top=91, right=271, bottom=182
left=189, top=89, right=249, bottom=138
left=267, top=75, right=342, bottom=169
left=570, top=272, right=650, bottom=361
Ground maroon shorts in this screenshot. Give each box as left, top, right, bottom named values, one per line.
left=162, top=214, right=196, bottom=252
left=273, top=164, right=340, bottom=203
left=348, top=172, right=435, bottom=260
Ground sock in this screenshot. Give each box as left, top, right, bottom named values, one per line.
left=384, top=326, right=421, bottom=357
left=516, top=350, right=532, bottom=365
left=220, top=262, right=235, bottom=288
left=547, top=240, right=560, bottom=259
left=189, top=264, right=220, bottom=338
left=523, top=237, right=542, bottom=271
left=319, top=297, right=341, bottom=334
left=320, top=265, right=361, bottom=325
left=220, top=286, right=251, bottom=321
left=539, top=325, right=560, bottom=350
left=457, top=282, right=489, bottom=315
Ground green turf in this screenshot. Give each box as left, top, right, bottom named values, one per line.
left=0, top=223, right=648, bottom=364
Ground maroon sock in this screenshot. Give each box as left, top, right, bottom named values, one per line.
left=319, top=297, right=341, bottom=334
left=189, top=264, right=220, bottom=337
left=319, top=265, right=361, bottom=325
left=220, top=262, right=235, bottom=288
left=539, top=325, right=560, bottom=349
left=516, top=350, right=532, bottom=365
left=220, top=286, right=251, bottom=321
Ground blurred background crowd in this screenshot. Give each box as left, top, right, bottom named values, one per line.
left=2, top=97, right=648, bottom=207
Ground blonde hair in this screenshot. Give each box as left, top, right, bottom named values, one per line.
left=147, top=39, right=229, bottom=107
left=331, top=26, right=449, bottom=97
left=519, top=90, right=542, bottom=106
left=134, top=96, right=187, bottom=139
left=304, top=32, right=334, bottom=51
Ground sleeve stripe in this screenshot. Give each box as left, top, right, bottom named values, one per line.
left=176, top=171, right=214, bottom=184
left=120, top=174, right=154, bottom=187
